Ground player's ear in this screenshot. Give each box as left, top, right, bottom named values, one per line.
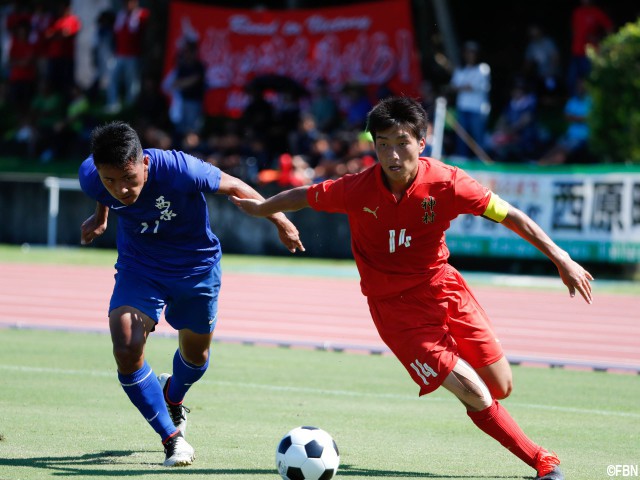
left=142, top=155, right=150, bottom=179
left=418, top=136, right=426, bottom=153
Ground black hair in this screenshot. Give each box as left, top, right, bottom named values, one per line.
left=90, top=121, right=143, bottom=167
left=365, top=96, right=428, bottom=142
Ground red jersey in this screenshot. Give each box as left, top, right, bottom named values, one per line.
left=44, top=13, right=81, bottom=58
left=307, top=158, right=492, bottom=298
left=9, top=37, right=37, bottom=82
left=113, top=7, right=150, bottom=57
left=6, top=12, right=31, bottom=32
left=571, top=5, right=613, bottom=56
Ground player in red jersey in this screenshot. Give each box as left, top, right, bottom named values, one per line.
left=231, top=96, right=593, bottom=480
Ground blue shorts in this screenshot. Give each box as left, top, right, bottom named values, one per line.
left=109, top=262, right=221, bottom=334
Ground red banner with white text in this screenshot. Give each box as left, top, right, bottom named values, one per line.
left=164, top=0, right=422, bottom=117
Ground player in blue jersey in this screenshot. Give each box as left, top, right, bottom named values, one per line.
left=78, top=121, right=304, bottom=467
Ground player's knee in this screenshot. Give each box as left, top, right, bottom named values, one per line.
left=178, top=331, right=213, bottom=367
left=490, top=379, right=513, bottom=400
left=112, top=343, right=144, bottom=370
left=108, top=308, right=151, bottom=370
left=491, top=382, right=513, bottom=400
left=181, top=349, right=209, bottom=367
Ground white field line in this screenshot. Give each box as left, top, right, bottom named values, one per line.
left=1, top=364, right=638, bottom=420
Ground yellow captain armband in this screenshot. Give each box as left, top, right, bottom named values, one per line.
left=482, top=193, right=510, bottom=223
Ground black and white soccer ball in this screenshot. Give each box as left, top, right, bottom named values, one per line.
left=276, top=426, right=340, bottom=480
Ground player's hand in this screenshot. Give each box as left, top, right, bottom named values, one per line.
left=276, top=220, right=305, bottom=254
left=557, top=258, right=594, bottom=304
left=80, top=214, right=107, bottom=245
left=229, top=196, right=265, bottom=217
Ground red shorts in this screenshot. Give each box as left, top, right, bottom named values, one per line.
left=367, top=264, right=503, bottom=396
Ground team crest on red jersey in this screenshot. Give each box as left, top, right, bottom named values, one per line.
left=421, top=196, right=436, bottom=224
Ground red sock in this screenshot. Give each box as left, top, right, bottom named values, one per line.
left=467, top=399, right=541, bottom=467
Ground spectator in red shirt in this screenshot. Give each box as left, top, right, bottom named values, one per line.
left=7, top=20, right=37, bottom=110
left=29, top=2, right=54, bottom=79
left=567, top=0, right=613, bottom=94
left=105, top=0, right=150, bottom=113
left=5, top=1, right=31, bottom=33
left=43, top=1, right=81, bottom=97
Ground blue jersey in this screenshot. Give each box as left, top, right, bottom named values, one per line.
left=79, top=148, right=222, bottom=276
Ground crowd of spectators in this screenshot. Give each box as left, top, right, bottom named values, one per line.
left=0, top=0, right=621, bottom=187
left=1, top=0, right=84, bottom=161
left=446, top=0, right=614, bottom=165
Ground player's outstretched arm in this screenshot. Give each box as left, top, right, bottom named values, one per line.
left=80, top=202, right=109, bottom=245
left=230, top=186, right=311, bottom=217
left=500, top=205, right=594, bottom=304
left=217, top=172, right=305, bottom=253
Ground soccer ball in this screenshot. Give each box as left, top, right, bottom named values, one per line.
left=276, top=426, right=340, bottom=480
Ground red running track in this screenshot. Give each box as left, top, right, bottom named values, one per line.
left=0, top=263, right=638, bottom=373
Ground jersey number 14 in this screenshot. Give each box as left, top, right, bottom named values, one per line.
left=389, top=229, right=411, bottom=253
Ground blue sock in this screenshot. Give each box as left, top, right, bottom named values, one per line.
left=167, top=349, right=209, bottom=404
left=118, top=361, right=177, bottom=442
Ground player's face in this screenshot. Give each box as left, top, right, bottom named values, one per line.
left=374, top=125, right=426, bottom=187
left=96, top=155, right=149, bottom=206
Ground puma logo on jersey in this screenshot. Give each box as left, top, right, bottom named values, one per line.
left=363, top=206, right=379, bottom=219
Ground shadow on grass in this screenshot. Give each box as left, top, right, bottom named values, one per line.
left=0, top=453, right=529, bottom=478
left=0, top=450, right=274, bottom=476
left=340, top=464, right=529, bottom=479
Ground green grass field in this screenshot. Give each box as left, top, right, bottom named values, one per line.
left=0, top=329, right=638, bottom=480
left=0, top=244, right=639, bottom=479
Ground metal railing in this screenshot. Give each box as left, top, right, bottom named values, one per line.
left=43, top=176, right=81, bottom=247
